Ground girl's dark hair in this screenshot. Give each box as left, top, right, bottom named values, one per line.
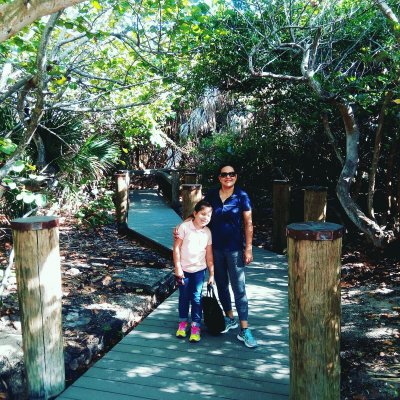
left=194, top=200, right=212, bottom=213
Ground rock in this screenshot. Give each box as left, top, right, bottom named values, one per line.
left=65, top=268, right=81, bottom=276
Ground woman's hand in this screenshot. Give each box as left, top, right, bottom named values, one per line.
left=207, top=275, right=214, bottom=285
left=244, top=248, right=253, bottom=265
left=173, top=226, right=180, bottom=241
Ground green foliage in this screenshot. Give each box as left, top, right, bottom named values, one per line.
left=58, top=135, right=120, bottom=182
left=75, top=191, right=115, bottom=228
left=1, top=166, right=49, bottom=218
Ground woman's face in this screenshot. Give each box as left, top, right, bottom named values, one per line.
left=218, top=166, right=237, bottom=188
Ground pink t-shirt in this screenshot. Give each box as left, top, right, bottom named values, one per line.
left=177, top=220, right=212, bottom=273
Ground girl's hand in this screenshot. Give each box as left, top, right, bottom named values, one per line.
left=207, top=275, right=214, bottom=285
left=175, top=275, right=185, bottom=286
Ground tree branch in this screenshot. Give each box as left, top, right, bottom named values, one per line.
left=249, top=44, right=307, bottom=81
left=373, top=0, right=399, bottom=24
left=0, top=74, right=34, bottom=104
left=0, top=0, right=86, bottom=43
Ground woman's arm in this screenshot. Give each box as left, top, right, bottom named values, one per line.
left=173, top=237, right=185, bottom=278
left=243, top=210, right=253, bottom=265
left=205, top=244, right=214, bottom=285
left=173, top=216, right=193, bottom=240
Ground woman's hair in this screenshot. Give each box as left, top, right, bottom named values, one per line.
left=218, top=163, right=237, bottom=174
left=194, top=199, right=212, bottom=213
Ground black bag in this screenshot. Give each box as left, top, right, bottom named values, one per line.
left=202, top=284, right=225, bottom=335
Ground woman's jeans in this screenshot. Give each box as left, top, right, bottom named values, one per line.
left=213, top=249, right=248, bottom=321
left=178, top=269, right=206, bottom=326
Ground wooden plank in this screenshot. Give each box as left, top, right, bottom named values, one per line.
left=112, top=340, right=289, bottom=369
left=95, top=351, right=289, bottom=385
left=85, top=358, right=289, bottom=394
left=57, top=386, right=148, bottom=400
left=136, top=314, right=289, bottom=329
left=82, top=367, right=288, bottom=399
left=66, top=376, right=289, bottom=400
left=123, top=324, right=289, bottom=345
left=103, top=341, right=289, bottom=375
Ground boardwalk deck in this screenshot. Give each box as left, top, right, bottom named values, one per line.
left=58, top=189, right=289, bottom=400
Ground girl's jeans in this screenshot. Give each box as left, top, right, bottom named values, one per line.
left=213, top=249, right=248, bottom=322
left=178, top=269, right=206, bottom=326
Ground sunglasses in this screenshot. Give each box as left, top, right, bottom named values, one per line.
left=219, top=172, right=237, bottom=178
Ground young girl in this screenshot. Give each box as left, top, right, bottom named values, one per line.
left=173, top=200, right=214, bottom=342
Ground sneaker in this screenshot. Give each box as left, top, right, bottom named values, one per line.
left=176, top=321, right=188, bottom=338
left=237, top=328, right=258, bottom=348
left=189, top=325, right=201, bottom=342
left=221, top=317, right=239, bottom=333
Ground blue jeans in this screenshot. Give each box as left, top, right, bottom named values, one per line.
left=213, top=249, right=248, bottom=321
left=178, top=269, right=206, bottom=326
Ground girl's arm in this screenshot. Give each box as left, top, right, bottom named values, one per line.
left=173, top=237, right=185, bottom=279
left=205, top=244, right=214, bottom=285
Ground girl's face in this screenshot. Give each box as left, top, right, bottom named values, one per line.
left=193, top=207, right=212, bottom=227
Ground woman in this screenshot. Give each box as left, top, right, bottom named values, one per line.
left=202, top=164, right=257, bottom=348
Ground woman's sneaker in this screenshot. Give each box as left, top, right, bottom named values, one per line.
left=189, top=325, right=201, bottom=342
left=221, top=317, right=239, bottom=333
left=176, top=321, right=188, bottom=338
left=237, top=328, right=258, bottom=348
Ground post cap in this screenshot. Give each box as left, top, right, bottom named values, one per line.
left=11, top=216, right=59, bottom=231
left=303, top=185, right=328, bottom=192
left=286, top=222, right=344, bottom=241
left=115, top=170, right=128, bottom=176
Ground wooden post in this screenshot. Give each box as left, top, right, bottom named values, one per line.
left=181, top=184, right=202, bottom=219
left=304, top=186, right=328, bottom=222
left=183, top=172, right=197, bottom=184
left=115, top=171, right=130, bottom=232
left=286, top=222, right=343, bottom=400
left=272, top=180, right=291, bottom=253
left=11, top=216, right=65, bottom=399
left=171, top=170, right=180, bottom=209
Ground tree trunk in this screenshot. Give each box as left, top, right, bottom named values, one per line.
left=321, top=112, right=343, bottom=166
left=385, top=136, right=400, bottom=221
left=0, top=13, right=59, bottom=201
left=303, top=186, right=327, bottom=222
left=397, top=169, right=400, bottom=222
left=335, top=101, right=388, bottom=248
left=367, top=91, right=393, bottom=219
left=272, top=180, right=291, bottom=253
left=33, top=135, right=46, bottom=171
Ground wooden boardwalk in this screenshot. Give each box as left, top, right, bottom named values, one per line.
left=58, top=189, right=289, bottom=400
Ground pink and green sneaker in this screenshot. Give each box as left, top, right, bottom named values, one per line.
left=176, top=321, right=188, bottom=338
left=189, top=325, right=201, bottom=342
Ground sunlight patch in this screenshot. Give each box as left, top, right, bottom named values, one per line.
left=127, top=366, right=161, bottom=378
